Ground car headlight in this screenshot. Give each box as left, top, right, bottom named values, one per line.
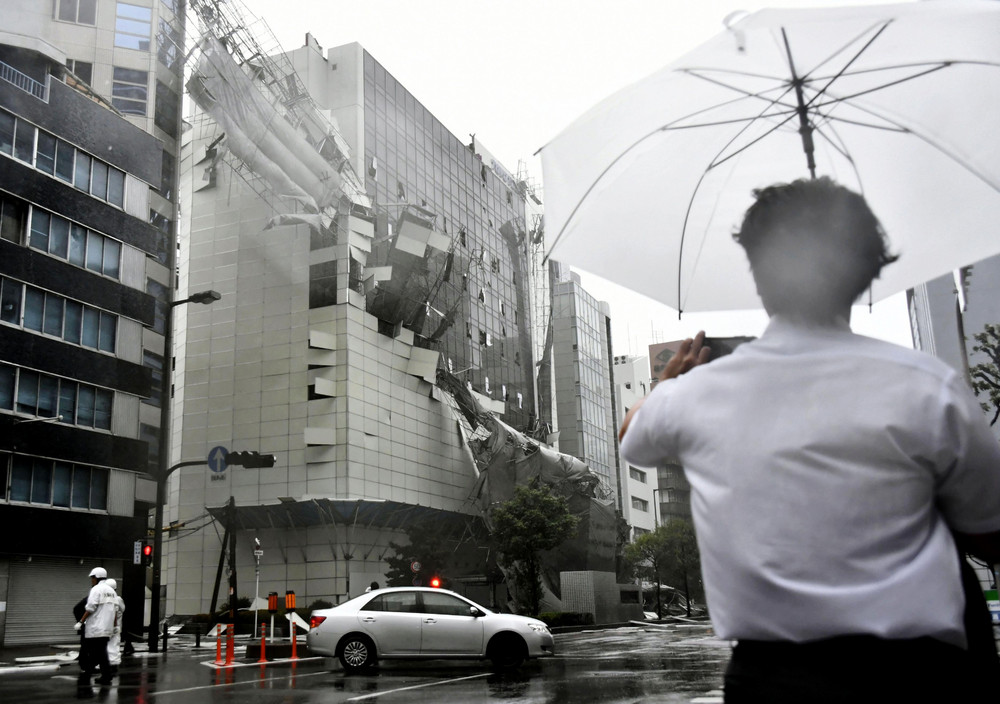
left=528, top=623, right=549, bottom=633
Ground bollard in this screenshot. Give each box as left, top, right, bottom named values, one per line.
left=214, top=625, right=224, bottom=665
left=257, top=623, right=268, bottom=663
left=225, top=623, right=235, bottom=666
left=290, top=620, right=298, bottom=660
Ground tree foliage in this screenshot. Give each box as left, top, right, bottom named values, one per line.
left=490, top=481, right=579, bottom=617
left=624, top=520, right=702, bottom=617
left=970, top=323, right=1000, bottom=426
left=384, top=523, right=454, bottom=587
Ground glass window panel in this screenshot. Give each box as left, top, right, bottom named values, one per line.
left=64, top=300, right=82, bottom=343
left=74, top=152, right=91, bottom=190
left=107, top=169, right=124, bottom=207
left=82, top=307, right=100, bottom=348
left=94, top=389, right=112, bottom=430
left=90, top=160, right=108, bottom=199
left=98, top=312, right=116, bottom=352
left=0, top=111, right=12, bottom=154
left=58, top=381, right=76, bottom=422
left=55, top=140, right=75, bottom=182
left=69, top=224, right=86, bottom=266
left=49, top=216, right=69, bottom=258
left=78, top=0, right=97, bottom=24
left=42, top=293, right=63, bottom=336
left=36, top=131, right=56, bottom=174
left=116, top=18, right=150, bottom=34
left=77, top=385, right=95, bottom=427
left=0, top=364, right=13, bottom=409
left=103, top=238, right=120, bottom=278
left=13, top=120, right=34, bottom=163
left=11, top=457, right=31, bottom=502
left=23, top=287, right=44, bottom=331
left=72, top=465, right=90, bottom=508
left=85, top=232, right=104, bottom=272
left=0, top=279, right=21, bottom=324
left=31, top=460, right=51, bottom=503
left=58, top=0, right=79, bottom=22
left=29, top=209, right=50, bottom=252
left=38, top=375, right=58, bottom=417
left=16, top=369, right=39, bottom=414
left=118, top=3, right=151, bottom=20
left=90, top=467, right=108, bottom=509
left=53, top=462, right=72, bottom=507
left=113, top=66, right=147, bottom=84
left=0, top=197, right=24, bottom=242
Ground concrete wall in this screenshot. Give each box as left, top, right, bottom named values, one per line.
left=561, top=570, right=643, bottom=624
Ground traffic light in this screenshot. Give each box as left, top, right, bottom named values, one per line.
left=142, top=542, right=153, bottom=566
left=429, top=576, right=441, bottom=588
left=225, top=451, right=277, bottom=468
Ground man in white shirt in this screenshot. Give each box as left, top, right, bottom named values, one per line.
left=104, top=578, right=126, bottom=673
left=619, top=177, right=1000, bottom=702
left=76, top=567, right=117, bottom=686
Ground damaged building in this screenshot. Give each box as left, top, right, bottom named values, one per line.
left=162, top=0, right=621, bottom=616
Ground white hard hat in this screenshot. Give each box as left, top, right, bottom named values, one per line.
left=105, top=578, right=117, bottom=590
left=89, top=567, right=107, bottom=579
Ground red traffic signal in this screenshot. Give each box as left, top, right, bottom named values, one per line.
left=142, top=543, right=153, bottom=566
left=429, top=577, right=441, bottom=588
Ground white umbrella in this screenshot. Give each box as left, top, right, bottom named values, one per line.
left=540, top=1, right=1000, bottom=314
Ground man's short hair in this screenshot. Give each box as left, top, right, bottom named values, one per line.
left=733, top=177, right=898, bottom=318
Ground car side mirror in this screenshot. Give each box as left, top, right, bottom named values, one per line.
left=469, top=607, right=484, bottom=618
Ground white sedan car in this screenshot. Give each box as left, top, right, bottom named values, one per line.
left=307, top=587, right=555, bottom=671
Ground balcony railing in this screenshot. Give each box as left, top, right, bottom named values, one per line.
left=0, top=60, right=47, bottom=101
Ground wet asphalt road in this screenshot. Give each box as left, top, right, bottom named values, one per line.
left=0, top=625, right=730, bottom=703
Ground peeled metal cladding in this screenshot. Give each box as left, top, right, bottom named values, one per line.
left=88, top=567, right=107, bottom=579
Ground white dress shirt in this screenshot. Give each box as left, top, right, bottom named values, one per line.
left=621, top=316, right=1000, bottom=648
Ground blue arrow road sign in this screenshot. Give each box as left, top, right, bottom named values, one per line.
left=207, top=446, right=229, bottom=473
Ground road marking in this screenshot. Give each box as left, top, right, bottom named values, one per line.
left=345, top=673, right=490, bottom=701
left=150, top=670, right=328, bottom=696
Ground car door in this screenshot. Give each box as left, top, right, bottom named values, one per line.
left=418, top=591, right=484, bottom=655
left=357, top=591, right=422, bottom=654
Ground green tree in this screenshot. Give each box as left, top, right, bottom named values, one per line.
left=384, top=523, right=452, bottom=587
left=970, top=323, right=1000, bottom=425
left=491, top=481, right=579, bottom=617
left=624, top=521, right=702, bottom=617
left=659, top=520, right=702, bottom=617
left=624, top=529, right=671, bottom=617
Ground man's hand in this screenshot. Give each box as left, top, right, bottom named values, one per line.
left=74, top=622, right=82, bottom=633
left=658, top=331, right=711, bottom=381
left=618, top=331, right=711, bottom=441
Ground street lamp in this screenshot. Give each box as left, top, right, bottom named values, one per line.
left=148, top=289, right=220, bottom=652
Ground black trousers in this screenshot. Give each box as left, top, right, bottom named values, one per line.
left=79, top=637, right=111, bottom=681
left=724, top=635, right=991, bottom=703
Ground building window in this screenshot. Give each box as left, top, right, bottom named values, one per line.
left=66, top=59, right=93, bottom=85
left=3, top=277, right=118, bottom=353
left=57, top=0, right=98, bottom=25
left=154, top=81, right=179, bottom=136
left=6, top=455, right=108, bottom=510
left=159, top=148, right=175, bottom=201
left=629, top=467, right=647, bottom=483
left=4, top=363, right=113, bottom=430
left=114, top=2, right=152, bottom=50
left=631, top=496, right=649, bottom=512
left=309, top=261, right=338, bottom=308
left=0, top=195, right=26, bottom=243
left=111, top=67, right=148, bottom=115
left=28, top=207, right=121, bottom=279
left=157, top=18, right=182, bottom=72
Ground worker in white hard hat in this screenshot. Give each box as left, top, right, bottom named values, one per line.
left=75, top=567, right=116, bottom=686
left=104, top=579, right=126, bottom=674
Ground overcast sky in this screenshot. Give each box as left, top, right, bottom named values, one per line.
left=237, top=0, right=916, bottom=353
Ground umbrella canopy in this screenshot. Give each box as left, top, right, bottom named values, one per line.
left=540, top=1, right=1000, bottom=314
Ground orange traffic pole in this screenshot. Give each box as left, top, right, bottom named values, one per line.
left=225, top=623, right=235, bottom=666
left=257, top=623, right=267, bottom=663
left=290, top=621, right=298, bottom=660
left=214, top=625, right=224, bottom=665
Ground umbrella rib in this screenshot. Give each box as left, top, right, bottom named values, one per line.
left=798, top=20, right=892, bottom=109
left=809, top=63, right=952, bottom=112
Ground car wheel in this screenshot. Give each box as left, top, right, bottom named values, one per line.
left=487, top=633, right=526, bottom=670
left=338, top=634, right=376, bottom=671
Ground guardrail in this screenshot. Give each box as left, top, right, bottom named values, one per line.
left=0, top=60, right=47, bottom=101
